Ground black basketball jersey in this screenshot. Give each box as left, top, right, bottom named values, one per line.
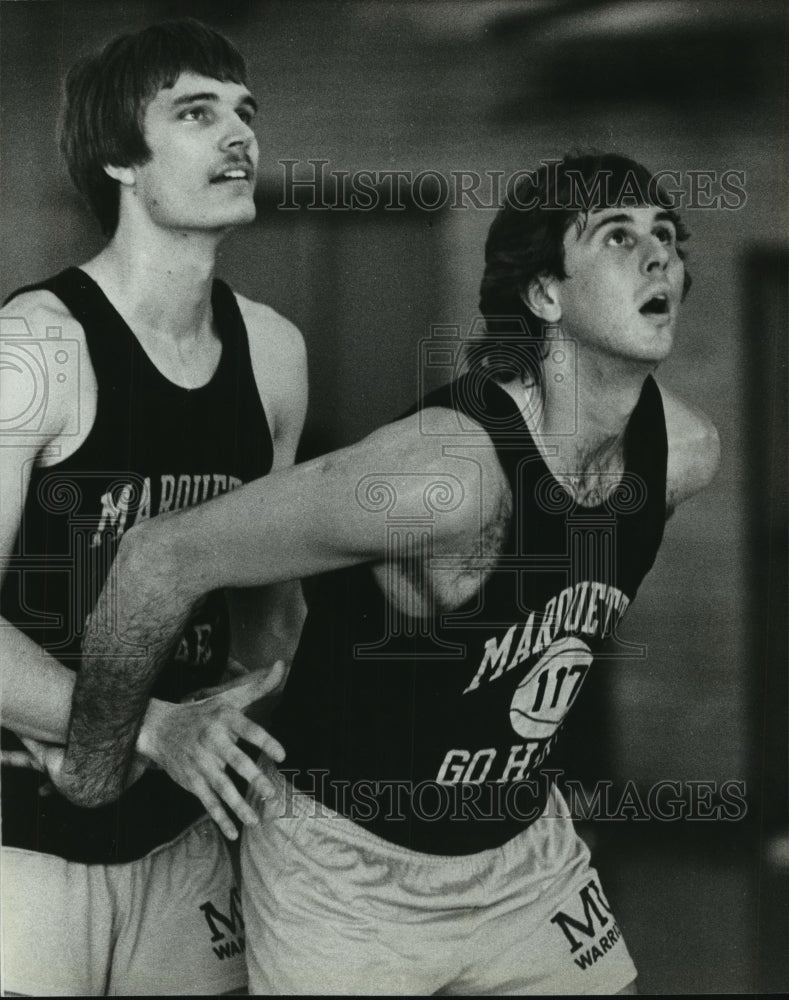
left=271, top=372, right=667, bottom=855
left=1, top=267, right=273, bottom=863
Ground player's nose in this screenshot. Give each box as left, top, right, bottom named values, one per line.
left=642, top=234, right=669, bottom=273
left=220, top=114, right=256, bottom=153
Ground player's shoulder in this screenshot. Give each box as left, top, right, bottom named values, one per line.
left=656, top=380, right=721, bottom=508
left=364, top=402, right=500, bottom=464
left=0, top=288, right=89, bottom=442
left=0, top=287, right=85, bottom=339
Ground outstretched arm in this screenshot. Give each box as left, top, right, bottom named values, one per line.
left=61, top=408, right=484, bottom=815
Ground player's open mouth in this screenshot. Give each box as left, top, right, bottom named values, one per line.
left=211, top=167, right=253, bottom=183
left=639, top=293, right=670, bottom=317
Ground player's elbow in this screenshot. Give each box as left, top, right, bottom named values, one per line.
left=117, top=516, right=203, bottom=604
left=62, top=785, right=108, bottom=808
left=115, top=518, right=160, bottom=575
left=57, top=769, right=118, bottom=809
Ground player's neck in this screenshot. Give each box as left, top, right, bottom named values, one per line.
left=554, top=362, right=645, bottom=440
left=82, top=219, right=224, bottom=344
left=518, top=349, right=652, bottom=476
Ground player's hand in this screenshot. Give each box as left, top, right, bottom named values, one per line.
left=137, top=661, right=287, bottom=840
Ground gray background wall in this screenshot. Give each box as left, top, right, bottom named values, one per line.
left=1, top=0, right=786, bottom=993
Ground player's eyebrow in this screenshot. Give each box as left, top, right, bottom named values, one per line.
left=172, top=91, right=219, bottom=106
left=585, top=212, right=634, bottom=238
left=585, top=209, right=675, bottom=239
left=171, top=91, right=258, bottom=115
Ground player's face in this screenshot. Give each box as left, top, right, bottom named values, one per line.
left=129, top=72, right=259, bottom=232
left=554, top=205, right=685, bottom=366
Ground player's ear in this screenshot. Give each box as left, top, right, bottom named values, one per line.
left=103, top=163, right=136, bottom=187
left=521, top=273, right=562, bottom=323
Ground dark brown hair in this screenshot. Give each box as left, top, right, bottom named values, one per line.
left=468, top=152, right=691, bottom=392
left=60, top=18, right=247, bottom=235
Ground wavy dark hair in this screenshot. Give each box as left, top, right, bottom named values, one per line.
left=60, top=18, right=248, bottom=236
left=467, top=152, right=692, bottom=393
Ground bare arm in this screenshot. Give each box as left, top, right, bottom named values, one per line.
left=0, top=296, right=150, bottom=786
left=62, top=407, right=484, bottom=807
left=0, top=296, right=90, bottom=746
left=0, top=297, right=197, bottom=769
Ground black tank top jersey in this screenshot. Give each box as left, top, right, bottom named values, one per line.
left=1, top=267, right=273, bottom=864
left=271, top=372, right=667, bottom=855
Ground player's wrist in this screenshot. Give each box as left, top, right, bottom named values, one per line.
left=136, top=698, right=169, bottom=764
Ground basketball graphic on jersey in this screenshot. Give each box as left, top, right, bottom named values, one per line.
left=509, top=636, right=594, bottom=739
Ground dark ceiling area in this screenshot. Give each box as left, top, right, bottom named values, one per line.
left=486, top=0, right=786, bottom=114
